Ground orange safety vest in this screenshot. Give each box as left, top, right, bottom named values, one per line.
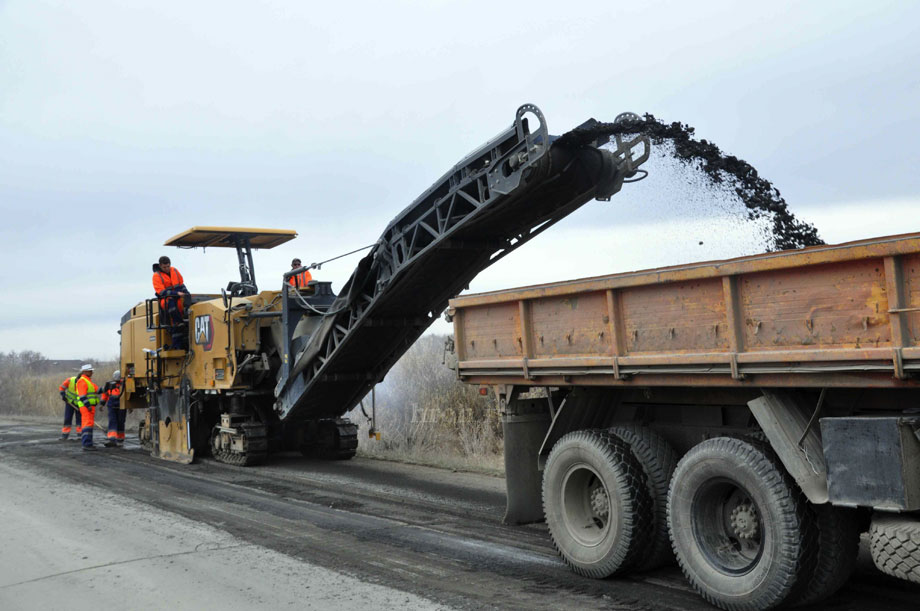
left=70, top=375, right=100, bottom=409
left=153, top=266, right=185, bottom=295
left=153, top=266, right=186, bottom=312
left=101, top=380, right=123, bottom=408
left=288, top=269, right=313, bottom=289
left=60, top=376, right=78, bottom=406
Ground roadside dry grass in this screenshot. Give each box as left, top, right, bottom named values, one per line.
left=0, top=352, right=121, bottom=429
left=348, top=334, right=504, bottom=474
left=4, top=368, right=118, bottom=418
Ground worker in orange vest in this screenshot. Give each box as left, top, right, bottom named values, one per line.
left=58, top=374, right=83, bottom=440
left=288, top=258, right=313, bottom=290
left=67, top=364, right=101, bottom=450
left=152, top=255, right=190, bottom=350
left=101, top=370, right=125, bottom=448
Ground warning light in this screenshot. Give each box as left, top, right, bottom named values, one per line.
left=479, top=387, right=488, bottom=395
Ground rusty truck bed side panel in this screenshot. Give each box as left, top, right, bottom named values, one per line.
left=448, top=233, right=920, bottom=388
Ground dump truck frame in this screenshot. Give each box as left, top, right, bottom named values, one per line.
left=448, top=233, right=920, bottom=609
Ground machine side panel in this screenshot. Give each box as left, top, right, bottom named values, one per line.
left=621, top=279, right=728, bottom=355
left=451, top=239, right=920, bottom=388
left=740, top=260, right=890, bottom=351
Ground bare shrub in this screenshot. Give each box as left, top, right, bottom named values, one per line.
left=348, top=334, right=504, bottom=473
left=0, top=351, right=118, bottom=422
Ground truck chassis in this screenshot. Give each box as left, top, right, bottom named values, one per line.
left=448, top=234, right=920, bottom=609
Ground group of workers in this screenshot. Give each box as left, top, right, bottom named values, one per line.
left=55, top=255, right=314, bottom=450
left=58, top=364, right=125, bottom=451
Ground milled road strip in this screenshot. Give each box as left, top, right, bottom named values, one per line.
left=0, top=458, right=447, bottom=611
left=3, top=421, right=918, bottom=610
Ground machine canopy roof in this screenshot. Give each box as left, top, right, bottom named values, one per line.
left=164, top=227, right=297, bottom=249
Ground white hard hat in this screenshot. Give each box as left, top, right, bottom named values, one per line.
left=80, top=364, right=94, bottom=372
left=113, top=370, right=121, bottom=379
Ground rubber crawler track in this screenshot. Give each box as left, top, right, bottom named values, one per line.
left=211, top=423, right=268, bottom=467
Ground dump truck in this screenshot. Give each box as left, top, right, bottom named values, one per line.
left=446, top=233, right=920, bottom=609
left=118, top=104, right=650, bottom=464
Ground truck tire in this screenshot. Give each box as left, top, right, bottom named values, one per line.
left=542, top=429, right=653, bottom=578
left=668, top=437, right=817, bottom=611
left=869, top=514, right=920, bottom=584
left=794, top=505, right=860, bottom=606
left=610, top=425, right=677, bottom=571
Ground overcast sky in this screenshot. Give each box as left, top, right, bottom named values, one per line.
left=1, top=0, right=918, bottom=359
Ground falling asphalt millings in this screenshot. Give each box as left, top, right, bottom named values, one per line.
left=557, top=115, right=824, bottom=251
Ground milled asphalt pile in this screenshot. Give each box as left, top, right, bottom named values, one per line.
left=558, top=115, right=824, bottom=251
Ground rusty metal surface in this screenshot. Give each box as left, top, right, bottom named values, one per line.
left=450, top=233, right=920, bottom=307
left=460, top=372, right=920, bottom=389
left=451, top=233, right=920, bottom=388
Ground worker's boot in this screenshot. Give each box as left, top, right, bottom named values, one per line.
left=58, top=434, right=68, bottom=441
left=104, top=439, right=118, bottom=448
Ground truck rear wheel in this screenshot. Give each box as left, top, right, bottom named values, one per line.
left=542, top=429, right=653, bottom=578
left=610, top=425, right=677, bottom=571
left=795, top=504, right=860, bottom=605
left=667, top=437, right=816, bottom=611
left=870, top=514, right=920, bottom=584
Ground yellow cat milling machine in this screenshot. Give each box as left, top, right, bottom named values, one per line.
left=119, top=226, right=342, bottom=464
left=119, top=104, right=650, bottom=465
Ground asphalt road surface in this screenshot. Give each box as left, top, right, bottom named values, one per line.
left=1, top=419, right=917, bottom=610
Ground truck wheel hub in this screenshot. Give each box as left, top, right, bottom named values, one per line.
left=730, top=503, right=759, bottom=540
left=590, top=484, right=609, bottom=518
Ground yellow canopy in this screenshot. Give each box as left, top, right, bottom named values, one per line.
left=164, top=227, right=297, bottom=249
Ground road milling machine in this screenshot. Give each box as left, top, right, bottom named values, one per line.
left=119, top=104, right=650, bottom=465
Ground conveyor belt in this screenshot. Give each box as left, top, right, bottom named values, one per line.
left=274, top=104, right=649, bottom=422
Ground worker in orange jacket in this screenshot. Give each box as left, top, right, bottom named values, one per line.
left=152, top=255, right=190, bottom=350
left=288, top=258, right=313, bottom=290
left=101, top=370, right=125, bottom=448
left=58, top=374, right=83, bottom=440
left=66, top=364, right=101, bottom=450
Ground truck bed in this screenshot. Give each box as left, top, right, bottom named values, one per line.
left=448, top=233, right=920, bottom=388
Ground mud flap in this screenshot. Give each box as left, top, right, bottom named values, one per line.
left=502, top=397, right=551, bottom=525
left=149, top=389, right=195, bottom=464
left=748, top=390, right=828, bottom=504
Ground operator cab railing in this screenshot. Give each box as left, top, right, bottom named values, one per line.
left=144, top=294, right=208, bottom=352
